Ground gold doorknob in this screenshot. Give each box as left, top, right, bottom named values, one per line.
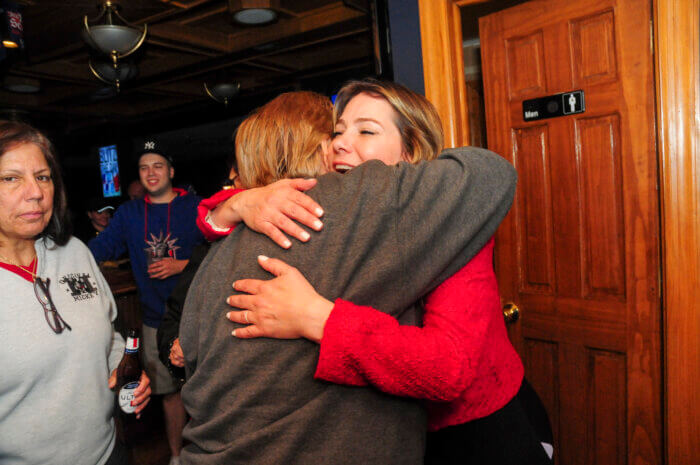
left=503, top=303, right=520, bottom=324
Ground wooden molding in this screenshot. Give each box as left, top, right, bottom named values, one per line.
left=418, top=0, right=471, bottom=148
left=653, top=0, right=700, bottom=463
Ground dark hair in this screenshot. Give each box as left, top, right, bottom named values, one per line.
left=333, top=78, right=444, bottom=163
left=0, top=120, right=72, bottom=246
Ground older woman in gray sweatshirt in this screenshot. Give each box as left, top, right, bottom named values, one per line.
left=0, top=121, right=150, bottom=465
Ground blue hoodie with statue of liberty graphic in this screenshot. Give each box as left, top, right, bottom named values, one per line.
left=88, top=188, right=204, bottom=327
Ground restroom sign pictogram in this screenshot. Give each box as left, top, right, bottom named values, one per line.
left=562, top=91, right=585, bottom=115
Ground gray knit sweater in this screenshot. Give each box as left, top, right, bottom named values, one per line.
left=179, top=147, right=517, bottom=465
left=0, top=237, right=125, bottom=465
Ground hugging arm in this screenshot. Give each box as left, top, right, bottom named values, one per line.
left=197, top=179, right=324, bottom=248
left=314, top=239, right=499, bottom=401
left=228, top=240, right=499, bottom=402
left=231, top=147, right=516, bottom=319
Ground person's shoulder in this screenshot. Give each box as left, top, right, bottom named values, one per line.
left=440, top=146, right=496, bottom=157
left=112, top=198, right=144, bottom=218
left=42, top=236, right=91, bottom=258
left=439, top=146, right=511, bottom=166
left=439, top=146, right=516, bottom=178
left=181, top=191, right=202, bottom=206
left=66, top=236, right=93, bottom=255
left=108, top=198, right=139, bottom=215
left=119, top=198, right=143, bottom=210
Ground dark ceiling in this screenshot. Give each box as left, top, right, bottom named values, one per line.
left=0, top=0, right=376, bottom=132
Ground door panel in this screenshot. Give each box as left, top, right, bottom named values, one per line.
left=480, top=0, right=661, bottom=464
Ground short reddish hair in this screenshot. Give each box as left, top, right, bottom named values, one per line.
left=236, top=91, right=333, bottom=188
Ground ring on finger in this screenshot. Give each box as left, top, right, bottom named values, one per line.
left=244, top=311, right=250, bottom=324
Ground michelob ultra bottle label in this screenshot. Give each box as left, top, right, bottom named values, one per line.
left=118, top=381, right=140, bottom=413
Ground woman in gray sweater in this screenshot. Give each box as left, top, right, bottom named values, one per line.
left=0, top=121, right=151, bottom=465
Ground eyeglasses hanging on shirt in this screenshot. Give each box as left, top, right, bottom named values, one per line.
left=34, top=277, right=72, bottom=334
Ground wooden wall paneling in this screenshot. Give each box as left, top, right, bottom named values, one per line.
left=570, top=10, right=618, bottom=86
left=653, top=0, right=700, bottom=463
left=575, top=115, right=626, bottom=299
left=505, top=32, right=547, bottom=99
left=512, top=125, right=556, bottom=294
left=524, top=338, right=561, bottom=459
left=589, top=349, right=627, bottom=465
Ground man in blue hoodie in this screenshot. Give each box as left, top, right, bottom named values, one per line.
left=89, top=140, right=203, bottom=465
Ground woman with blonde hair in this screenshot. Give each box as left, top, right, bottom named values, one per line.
left=180, top=87, right=518, bottom=464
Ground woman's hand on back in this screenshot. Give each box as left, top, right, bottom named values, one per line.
left=226, top=255, right=333, bottom=343
left=209, top=178, right=325, bottom=249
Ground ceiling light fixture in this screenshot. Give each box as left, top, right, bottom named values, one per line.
left=89, top=60, right=138, bottom=92
left=228, top=0, right=280, bottom=26
left=3, top=76, right=40, bottom=93
left=83, top=1, right=147, bottom=66
left=204, top=82, right=241, bottom=106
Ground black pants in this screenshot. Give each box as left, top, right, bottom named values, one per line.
left=425, top=379, right=553, bottom=465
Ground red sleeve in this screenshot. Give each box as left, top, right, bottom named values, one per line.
left=196, top=188, right=245, bottom=241
left=315, top=239, right=499, bottom=401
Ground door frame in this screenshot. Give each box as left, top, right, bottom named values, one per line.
left=417, top=0, right=700, bottom=463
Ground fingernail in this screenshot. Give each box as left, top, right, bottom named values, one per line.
left=313, top=220, right=323, bottom=230
left=226, top=312, right=231, bottom=319
left=282, top=239, right=292, bottom=248
left=231, top=281, right=237, bottom=290
left=316, top=208, right=324, bottom=216
left=232, top=330, right=237, bottom=337
left=259, top=255, right=269, bottom=261
left=300, top=231, right=310, bottom=241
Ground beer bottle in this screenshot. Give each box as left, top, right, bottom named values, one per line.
left=116, top=329, right=142, bottom=414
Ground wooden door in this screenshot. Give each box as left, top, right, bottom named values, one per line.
left=480, top=0, right=661, bottom=464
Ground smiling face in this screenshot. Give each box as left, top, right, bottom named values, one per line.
left=331, top=92, right=408, bottom=172
left=0, top=142, right=55, bottom=244
left=138, top=153, right=174, bottom=198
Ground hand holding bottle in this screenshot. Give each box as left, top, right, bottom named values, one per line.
left=109, top=369, right=151, bottom=419
left=111, top=329, right=152, bottom=419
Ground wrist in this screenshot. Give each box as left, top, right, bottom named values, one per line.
left=304, top=297, right=334, bottom=343
left=205, top=210, right=233, bottom=232
left=209, top=201, right=239, bottom=230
